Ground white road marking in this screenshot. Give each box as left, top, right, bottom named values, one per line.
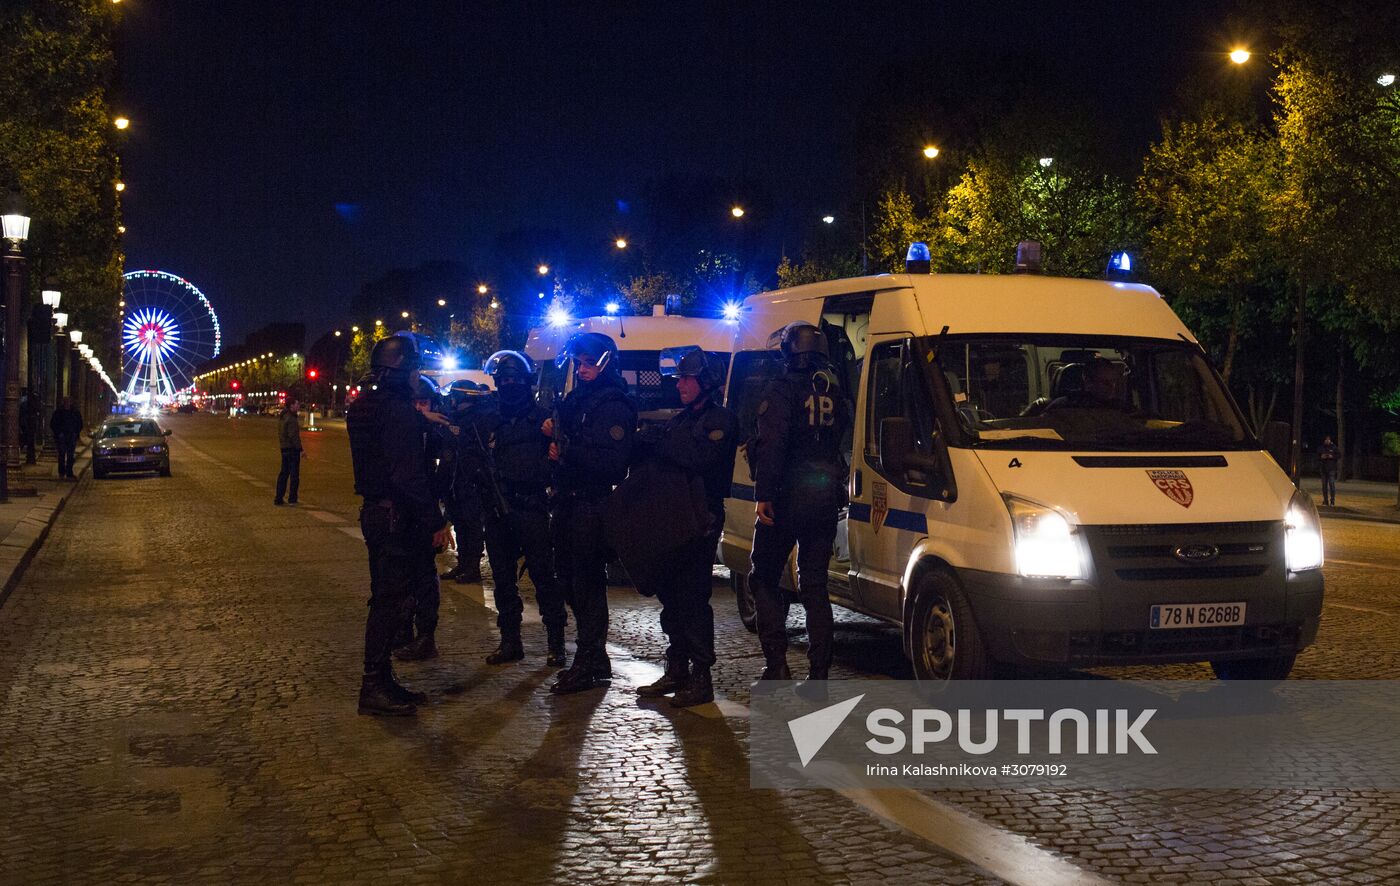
left=338, top=526, right=363, bottom=540
left=1325, top=601, right=1397, bottom=616
left=1329, top=557, right=1400, bottom=572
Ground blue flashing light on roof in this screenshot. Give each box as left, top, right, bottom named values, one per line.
left=547, top=306, right=572, bottom=328
left=605, top=301, right=620, bottom=315
left=721, top=301, right=742, bottom=322
left=905, top=241, right=932, bottom=274
left=440, top=354, right=459, bottom=371
left=1106, top=251, right=1135, bottom=279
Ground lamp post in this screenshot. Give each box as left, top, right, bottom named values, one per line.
left=2, top=193, right=35, bottom=501
left=31, top=288, right=60, bottom=456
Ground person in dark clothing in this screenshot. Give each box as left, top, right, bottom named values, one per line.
left=1318, top=435, right=1340, bottom=506
left=274, top=399, right=302, bottom=505
left=476, top=350, right=568, bottom=667
left=545, top=331, right=636, bottom=695
left=51, top=397, right=84, bottom=479
left=346, top=334, right=450, bottom=716
left=19, top=388, right=38, bottom=464
left=438, top=381, right=490, bottom=584
left=634, top=347, right=738, bottom=708
left=392, top=377, right=457, bottom=663
left=748, top=322, right=850, bottom=683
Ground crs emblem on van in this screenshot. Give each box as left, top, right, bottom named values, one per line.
left=871, top=481, right=889, bottom=533
left=1147, top=469, right=1194, bottom=508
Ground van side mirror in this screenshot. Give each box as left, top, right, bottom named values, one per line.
left=164, top=429, right=173, bottom=436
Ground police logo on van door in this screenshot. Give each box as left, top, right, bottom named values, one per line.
left=1147, top=470, right=1194, bottom=508
left=871, top=481, right=889, bottom=534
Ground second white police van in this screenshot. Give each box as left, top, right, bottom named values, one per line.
left=719, top=244, right=1324, bottom=680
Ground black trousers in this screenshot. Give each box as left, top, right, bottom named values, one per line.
left=55, top=433, right=78, bottom=477
left=484, top=504, right=567, bottom=640
left=750, top=501, right=839, bottom=672
left=446, top=486, right=485, bottom=567
left=655, top=532, right=720, bottom=670
left=1320, top=468, right=1338, bottom=506
left=552, top=495, right=611, bottom=667
left=360, top=505, right=436, bottom=672
left=20, top=424, right=35, bottom=464
left=275, top=449, right=301, bottom=502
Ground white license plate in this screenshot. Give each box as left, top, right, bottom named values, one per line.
left=115, top=456, right=146, bottom=463
left=1150, top=602, right=1246, bottom=629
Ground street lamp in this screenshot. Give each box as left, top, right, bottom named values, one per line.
left=614, top=238, right=628, bottom=249
left=822, top=215, right=835, bottom=224
left=2, top=192, right=33, bottom=501
left=70, top=330, right=82, bottom=344
left=53, top=312, right=68, bottom=329
left=114, top=181, right=126, bottom=192
left=400, top=310, right=410, bottom=319
left=477, top=284, right=488, bottom=295
left=537, top=264, right=550, bottom=276
left=351, top=325, right=359, bottom=332
left=922, top=145, right=940, bottom=159
left=114, top=116, right=130, bottom=130
left=42, top=289, right=61, bottom=309
left=730, top=206, right=745, bottom=218
left=489, top=299, right=499, bottom=310
left=374, top=319, right=383, bottom=326
left=436, top=298, right=447, bottom=307
left=1380, top=73, right=1396, bottom=87
left=334, top=330, right=342, bottom=337
left=1039, top=157, right=1054, bottom=168
left=1229, top=47, right=1251, bottom=64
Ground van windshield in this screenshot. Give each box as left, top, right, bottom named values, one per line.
left=933, top=335, right=1253, bottom=451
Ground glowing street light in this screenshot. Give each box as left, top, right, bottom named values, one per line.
left=117, top=225, right=126, bottom=234
left=114, top=181, right=125, bottom=192
left=351, top=325, right=359, bottom=332
left=477, top=283, right=489, bottom=294
left=114, top=116, right=130, bottom=130
left=922, top=145, right=940, bottom=159
left=400, top=310, right=410, bottom=318
left=374, top=319, right=383, bottom=326
left=489, top=299, right=499, bottom=309
left=437, top=298, right=447, bottom=306
left=334, top=330, right=342, bottom=337
left=822, top=215, right=835, bottom=224
left=614, top=238, right=628, bottom=249
left=537, top=264, right=550, bottom=276
left=1229, top=47, right=1251, bottom=65
left=42, top=289, right=61, bottom=308
left=1380, top=73, right=1397, bottom=87
left=605, top=302, right=620, bottom=315
left=1039, top=157, right=1054, bottom=168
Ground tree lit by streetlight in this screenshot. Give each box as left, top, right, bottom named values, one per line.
left=1229, top=48, right=1251, bottom=64
left=730, top=206, right=745, bottom=218
left=923, top=145, right=940, bottom=159
left=537, top=264, right=550, bottom=275
left=114, top=116, right=130, bottom=130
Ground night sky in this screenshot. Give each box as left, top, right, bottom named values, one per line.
left=119, top=1, right=1237, bottom=343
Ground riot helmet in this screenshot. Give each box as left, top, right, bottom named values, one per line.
left=660, top=345, right=725, bottom=394
left=369, top=333, right=421, bottom=389
left=484, top=350, right=535, bottom=385
left=411, top=375, right=439, bottom=405
left=778, top=321, right=829, bottom=371
left=555, top=331, right=618, bottom=373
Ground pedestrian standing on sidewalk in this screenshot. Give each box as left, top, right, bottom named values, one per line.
left=274, top=398, right=302, bottom=506
left=50, top=397, right=83, bottom=480
left=1318, top=435, right=1340, bottom=506
left=346, top=334, right=449, bottom=716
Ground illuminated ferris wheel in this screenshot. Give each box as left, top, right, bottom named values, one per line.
left=120, top=270, right=222, bottom=402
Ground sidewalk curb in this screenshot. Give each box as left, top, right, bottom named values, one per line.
left=1320, top=509, right=1400, bottom=527
left=0, top=447, right=91, bottom=610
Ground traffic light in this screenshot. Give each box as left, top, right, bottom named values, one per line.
left=307, top=368, right=319, bottom=380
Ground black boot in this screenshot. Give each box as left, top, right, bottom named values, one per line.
left=454, top=560, right=483, bottom=584
left=384, top=665, right=428, bottom=704
left=394, top=634, right=438, bottom=662
left=486, top=635, right=525, bottom=665
left=358, top=671, right=416, bottom=716
left=551, top=654, right=608, bottom=695
left=638, top=656, right=689, bottom=698
left=759, top=660, right=792, bottom=681
left=546, top=643, right=567, bottom=669
left=670, top=667, right=713, bottom=708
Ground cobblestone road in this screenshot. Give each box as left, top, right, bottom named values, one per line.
left=1, top=414, right=1397, bottom=884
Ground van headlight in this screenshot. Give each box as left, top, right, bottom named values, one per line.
left=1285, top=489, right=1324, bottom=571
left=1004, top=494, right=1084, bottom=579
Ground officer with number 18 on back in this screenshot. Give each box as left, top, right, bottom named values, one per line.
left=748, top=322, right=850, bottom=684
left=544, top=332, right=636, bottom=694
left=346, top=333, right=450, bottom=716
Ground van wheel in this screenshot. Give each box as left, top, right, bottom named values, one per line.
left=1210, top=654, right=1296, bottom=681
left=732, top=572, right=758, bottom=633
left=909, top=569, right=994, bottom=681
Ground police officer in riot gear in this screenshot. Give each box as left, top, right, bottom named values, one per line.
left=392, top=376, right=456, bottom=662
left=544, top=331, right=636, bottom=694
left=438, top=379, right=491, bottom=584
left=479, top=350, right=569, bottom=667
left=635, top=347, right=738, bottom=707
left=346, top=333, right=451, bottom=716
left=748, top=322, right=850, bottom=682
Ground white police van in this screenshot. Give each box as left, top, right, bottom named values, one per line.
left=525, top=305, right=735, bottom=424
left=720, top=245, right=1324, bottom=680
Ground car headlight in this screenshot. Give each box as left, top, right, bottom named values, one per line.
left=1003, top=494, right=1084, bottom=579
left=1285, top=489, right=1323, bottom=571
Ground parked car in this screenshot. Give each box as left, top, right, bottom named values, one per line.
left=92, top=417, right=172, bottom=479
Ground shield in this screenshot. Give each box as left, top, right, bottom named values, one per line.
left=871, top=480, right=889, bottom=534
left=1146, top=469, right=1194, bottom=508
left=603, top=461, right=709, bottom=595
